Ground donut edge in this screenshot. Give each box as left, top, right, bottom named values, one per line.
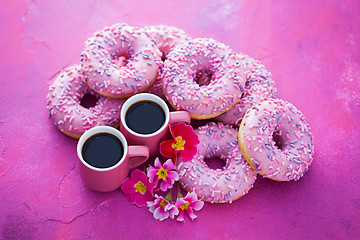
left=56, top=122, right=121, bottom=139
left=164, top=90, right=240, bottom=120
left=238, top=117, right=284, bottom=182
left=85, top=72, right=160, bottom=99
left=178, top=180, right=250, bottom=204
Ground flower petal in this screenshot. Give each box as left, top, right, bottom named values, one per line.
left=175, top=198, right=187, bottom=208
left=162, top=159, right=176, bottom=171
left=186, top=208, right=198, bottom=220
left=160, top=140, right=175, bottom=158
left=179, top=147, right=197, bottom=161
left=153, top=206, right=169, bottom=221
left=159, top=181, right=173, bottom=192
left=121, top=178, right=136, bottom=193
left=147, top=200, right=158, bottom=213
left=166, top=170, right=179, bottom=182
left=171, top=123, right=194, bottom=139
left=184, top=192, right=198, bottom=202
left=167, top=205, right=179, bottom=219
left=184, top=134, right=200, bottom=147
left=176, top=210, right=185, bottom=222
left=135, top=190, right=154, bottom=207
left=190, top=200, right=204, bottom=211
left=124, top=192, right=136, bottom=204
left=131, top=169, right=146, bottom=182
left=169, top=122, right=180, bottom=137
left=146, top=167, right=159, bottom=183
left=154, top=157, right=163, bottom=169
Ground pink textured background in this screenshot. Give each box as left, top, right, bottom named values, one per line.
left=1, top=0, right=360, bottom=239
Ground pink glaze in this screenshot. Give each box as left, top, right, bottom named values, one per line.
left=81, top=23, right=161, bottom=98
left=162, top=38, right=246, bottom=119
left=46, top=64, right=125, bottom=139
left=143, top=25, right=192, bottom=60
left=143, top=25, right=192, bottom=99
left=239, top=99, right=314, bottom=181
left=177, top=122, right=256, bottom=203
left=215, top=53, right=277, bottom=125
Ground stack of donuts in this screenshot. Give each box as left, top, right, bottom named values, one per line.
left=47, top=23, right=314, bottom=203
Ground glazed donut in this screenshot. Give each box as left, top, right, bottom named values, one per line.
left=81, top=23, right=162, bottom=98
left=47, top=64, right=124, bottom=139
left=238, top=99, right=314, bottom=181
left=143, top=25, right=192, bottom=99
left=215, top=53, right=277, bottom=125
left=162, top=38, right=246, bottom=120
left=176, top=122, right=256, bottom=203
left=143, top=25, right=192, bottom=61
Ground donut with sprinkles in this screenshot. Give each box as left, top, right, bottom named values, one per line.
left=238, top=99, right=314, bottom=181
left=215, top=53, right=277, bottom=125
left=143, top=25, right=192, bottom=98
left=47, top=64, right=125, bottom=139
left=177, top=122, right=256, bottom=203
left=81, top=23, right=162, bottom=98
left=162, top=38, right=246, bottom=119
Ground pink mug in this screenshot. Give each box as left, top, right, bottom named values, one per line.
left=77, top=126, right=149, bottom=192
left=120, top=93, right=191, bottom=157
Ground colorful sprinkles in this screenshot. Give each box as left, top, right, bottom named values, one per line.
left=215, top=53, right=277, bottom=125
left=143, top=25, right=192, bottom=99
left=47, top=23, right=315, bottom=207
left=81, top=23, right=162, bottom=98
left=162, top=38, right=247, bottom=120
left=46, top=64, right=125, bottom=139
left=238, top=99, right=314, bottom=181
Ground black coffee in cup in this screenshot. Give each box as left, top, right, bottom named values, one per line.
left=125, top=100, right=165, bottom=134
left=82, top=133, right=124, bottom=168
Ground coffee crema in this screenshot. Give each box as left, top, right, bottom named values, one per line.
left=125, top=100, right=165, bottom=134
left=82, top=133, right=124, bottom=168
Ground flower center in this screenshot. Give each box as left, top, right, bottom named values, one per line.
left=156, top=167, right=168, bottom=180
left=172, top=136, right=185, bottom=151
left=159, top=200, right=167, bottom=209
left=134, top=181, right=147, bottom=194
left=179, top=202, right=191, bottom=211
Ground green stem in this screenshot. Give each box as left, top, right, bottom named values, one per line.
left=177, top=182, right=183, bottom=199
left=165, top=189, right=173, bottom=203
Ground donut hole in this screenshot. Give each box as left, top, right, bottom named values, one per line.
left=204, top=157, right=226, bottom=170
left=111, top=51, right=131, bottom=67
left=80, top=93, right=99, bottom=109
left=272, top=130, right=284, bottom=150
left=195, top=68, right=214, bottom=86
left=159, top=47, right=170, bottom=62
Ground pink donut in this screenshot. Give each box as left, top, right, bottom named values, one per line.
left=162, top=38, right=246, bottom=120
left=238, top=99, right=314, bottom=181
left=47, top=64, right=125, bottom=139
left=143, top=25, right=192, bottom=99
left=143, top=25, right=192, bottom=60
left=177, top=122, right=256, bottom=203
left=81, top=23, right=162, bottom=98
left=215, top=53, right=277, bottom=125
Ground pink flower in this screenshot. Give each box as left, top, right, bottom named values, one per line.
left=160, top=123, right=199, bottom=163
left=147, top=195, right=179, bottom=221
left=175, top=192, right=204, bottom=222
left=146, top=158, right=179, bottom=191
left=121, top=169, right=156, bottom=207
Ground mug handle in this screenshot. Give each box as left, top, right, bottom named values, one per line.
left=169, top=111, right=191, bottom=125
left=128, top=146, right=149, bottom=168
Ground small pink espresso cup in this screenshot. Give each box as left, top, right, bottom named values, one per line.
left=77, top=126, right=149, bottom=192
left=120, top=93, right=191, bottom=157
